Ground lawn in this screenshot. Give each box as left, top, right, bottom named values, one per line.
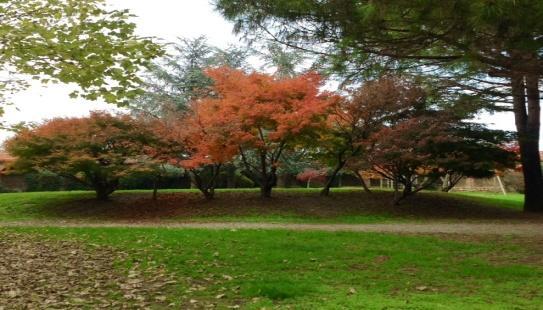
left=1, top=189, right=541, bottom=309
left=0, top=188, right=536, bottom=224
left=2, top=227, right=542, bottom=309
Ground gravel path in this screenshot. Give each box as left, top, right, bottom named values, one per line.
left=1, top=221, right=543, bottom=236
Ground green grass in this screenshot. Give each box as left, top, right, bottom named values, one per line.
left=0, top=188, right=529, bottom=223
left=5, top=226, right=542, bottom=309
left=451, top=192, right=524, bottom=210
left=0, top=191, right=94, bottom=221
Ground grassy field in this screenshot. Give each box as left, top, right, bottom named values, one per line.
left=3, top=226, right=542, bottom=309
left=1, top=189, right=541, bottom=309
left=0, top=188, right=533, bottom=223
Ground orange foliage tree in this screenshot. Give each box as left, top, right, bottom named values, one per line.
left=196, top=67, right=333, bottom=197
left=147, top=103, right=240, bottom=200
left=5, top=112, right=155, bottom=200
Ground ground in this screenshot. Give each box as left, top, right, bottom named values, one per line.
left=1, top=189, right=542, bottom=309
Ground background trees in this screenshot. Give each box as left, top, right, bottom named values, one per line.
left=214, top=0, right=543, bottom=212
left=5, top=112, right=154, bottom=200
left=130, top=37, right=249, bottom=117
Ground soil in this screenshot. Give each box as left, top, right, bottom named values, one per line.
left=34, top=191, right=543, bottom=222
left=1, top=221, right=543, bottom=236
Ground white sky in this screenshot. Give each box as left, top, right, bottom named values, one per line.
left=0, top=0, right=536, bottom=144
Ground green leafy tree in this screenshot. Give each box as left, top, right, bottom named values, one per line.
left=215, top=0, right=543, bottom=211
left=130, top=36, right=250, bottom=116
left=0, top=0, right=163, bottom=118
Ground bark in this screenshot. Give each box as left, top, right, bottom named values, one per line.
left=152, top=176, right=160, bottom=201
left=512, top=72, right=543, bottom=212
left=94, top=179, right=118, bottom=201
left=441, top=173, right=464, bottom=193
left=261, top=183, right=273, bottom=198
left=403, top=179, right=413, bottom=197
left=321, top=152, right=346, bottom=196
left=353, top=170, right=372, bottom=193
left=260, top=167, right=277, bottom=198
left=191, top=165, right=221, bottom=200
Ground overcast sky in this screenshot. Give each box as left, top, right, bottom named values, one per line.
left=0, top=0, right=533, bottom=143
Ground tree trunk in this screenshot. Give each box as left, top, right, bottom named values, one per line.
left=152, top=176, right=160, bottom=201
left=441, top=175, right=449, bottom=192
left=512, top=73, right=543, bottom=212
left=353, top=170, right=372, bottom=193
left=403, top=179, right=413, bottom=197
left=202, top=188, right=215, bottom=200
left=321, top=160, right=346, bottom=196
left=261, top=183, right=273, bottom=198
left=94, top=179, right=118, bottom=201
left=260, top=168, right=277, bottom=198
left=190, top=168, right=218, bottom=200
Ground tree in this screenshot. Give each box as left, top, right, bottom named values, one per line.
left=436, top=124, right=516, bottom=192
left=5, top=112, right=154, bottom=200
left=368, top=114, right=515, bottom=204
left=147, top=102, right=240, bottom=200
left=296, top=168, right=327, bottom=188
left=318, top=76, right=426, bottom=196
left=199, top=66, right=333, bottom=197
left=0, top=0, right=163, bottom=119
left=180, top=101, right=240, bottom=199
left=130, top=36, right=250, bottom=117
left=214, top=0, right=543, bottom=211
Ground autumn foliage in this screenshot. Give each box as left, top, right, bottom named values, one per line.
left=5, top=112, right=154, bottom=200
left=4, top=69, right=515, bottom=204
left=296, top=168, right=328, bottom=188
left=191, top=67, right=333, bottom=197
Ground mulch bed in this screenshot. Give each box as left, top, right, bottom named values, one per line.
left=40, top=191, right=543, bottom=222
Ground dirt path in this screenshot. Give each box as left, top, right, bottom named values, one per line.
left=1, top=221, right=543, bottom=236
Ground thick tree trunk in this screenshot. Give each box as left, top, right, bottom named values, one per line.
left=261, top=183, right=273, bottom=198
left=512, top=73, right=543, bottom=212
left=260, top=169, right=277, bottom=198
left=94, top=179, right=118, bottom=201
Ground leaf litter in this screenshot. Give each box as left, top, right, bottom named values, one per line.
left=0, top=231, right=178, bottom=308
